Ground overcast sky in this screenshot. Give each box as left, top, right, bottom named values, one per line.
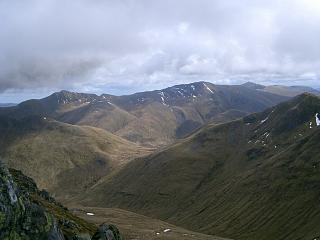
left=1, top=0, right=320, bottom=102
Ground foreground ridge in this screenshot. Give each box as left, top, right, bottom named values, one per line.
left=0, top=161, right=123, bottom=240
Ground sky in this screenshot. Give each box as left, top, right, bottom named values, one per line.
left=0, top=0, right=320, bottom=102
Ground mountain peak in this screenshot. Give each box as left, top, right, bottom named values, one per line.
left=48, top=90, right=99, bottom=105
left=290, top=92, right=319, bottom=104
left=241, top=81, right=265, bottom=89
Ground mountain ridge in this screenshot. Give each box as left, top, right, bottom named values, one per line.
left=76, top=93, right=320, bottom=240
left=0, top=81, right=292, bottom=147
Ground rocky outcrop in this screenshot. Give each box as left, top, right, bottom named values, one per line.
left=0, top=161, right=123, bottom=240
left=92, top=224, right=123, bottom=240
left=0, top=161, right=63, bottom=239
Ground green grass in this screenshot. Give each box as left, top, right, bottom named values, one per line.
left=0, top=118, right=152, bottom=200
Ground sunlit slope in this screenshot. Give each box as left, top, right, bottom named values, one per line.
left=79, top=94, right=320, bottom=240
left=0, top=116, right=151, bottom=199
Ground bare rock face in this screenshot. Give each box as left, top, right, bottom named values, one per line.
left=0, top=161, right=124, bottom=240
left=92, top=224, right=123, bottom=240
left=0, top=161, right=64, bottom=240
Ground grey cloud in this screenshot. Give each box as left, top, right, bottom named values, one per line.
left=0, top=0, right=320, bottom=99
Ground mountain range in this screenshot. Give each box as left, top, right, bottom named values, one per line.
left=2, top=81, right=316, bottom=147
left=1, top=81, right=320, bottom=240
left=76, top=93, right=320, bottom=240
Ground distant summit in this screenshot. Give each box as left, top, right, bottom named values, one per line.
left=241, top=81, right=320, bottom=97
left=0, top=103, right=17, bottom=107
left=241, top=81, right=265, bottom=89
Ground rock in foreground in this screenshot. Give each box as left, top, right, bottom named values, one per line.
left=0, top=161, right=123, bottom=240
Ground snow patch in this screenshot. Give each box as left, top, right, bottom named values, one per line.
left=86, top=212, right=95, bottom=216
left=158, top=91, right=168, bottom=105
left=178, top=90, right=184, bottom=96
left=191, top=85, right=195, bottom=91
left=310, top=122, right=313, bottom=129
left=203, top=83, right=214, bottom=94
left=260, top=117, right=269, bottom=124
left=316, top=113, right=320, bottom=126
left=163, top=229, right=171, bottom=233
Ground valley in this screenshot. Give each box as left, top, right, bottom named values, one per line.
left=1, top=82, right=320, bottom=240
left=72, top=207, right=230, bottom=240
left=75, top=93, right=320, bottom=240
left=2, top=1, right=320, bottom=239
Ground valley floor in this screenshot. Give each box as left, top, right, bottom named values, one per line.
left=70, top=206, right=231, bottom=240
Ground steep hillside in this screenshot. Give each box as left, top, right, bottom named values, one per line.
left=0, top=82, right=289, bottom=147
left=0, top=116, right=151, bottom=199
left=77, top=94, right=320, bottom=240
left=0, top=161, right=117, bottom=240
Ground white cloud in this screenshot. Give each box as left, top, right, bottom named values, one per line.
left=0, top=0, right=320, bottom=101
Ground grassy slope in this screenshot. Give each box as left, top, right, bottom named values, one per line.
left=71, top=206, right=230, bottom=240
left=0, top=116, right=152, bottom=199
left=77, top=94, right=320, bottom=240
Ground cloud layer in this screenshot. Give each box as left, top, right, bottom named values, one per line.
left=1, top=0, right=320, bottom=100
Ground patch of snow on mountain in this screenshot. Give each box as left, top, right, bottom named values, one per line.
left=158, top=91, right=168, bottom=106
left=191, top=85, right=195, bottom=91
left=260, top=117, right=269, bottom=124
left=159, top=91, right=165, bottom=97
left=262, top=132, right=270, bottom=138
left=310, top=122, right=313, bottom=129
left=203, top=83, right=214, bottom=94
left=163, top=229, right=171, bottom=233
left=316, top=113, right=320, bottom=126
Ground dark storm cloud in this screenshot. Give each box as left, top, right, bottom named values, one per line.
left=0, top=0, right=320, bottom=99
